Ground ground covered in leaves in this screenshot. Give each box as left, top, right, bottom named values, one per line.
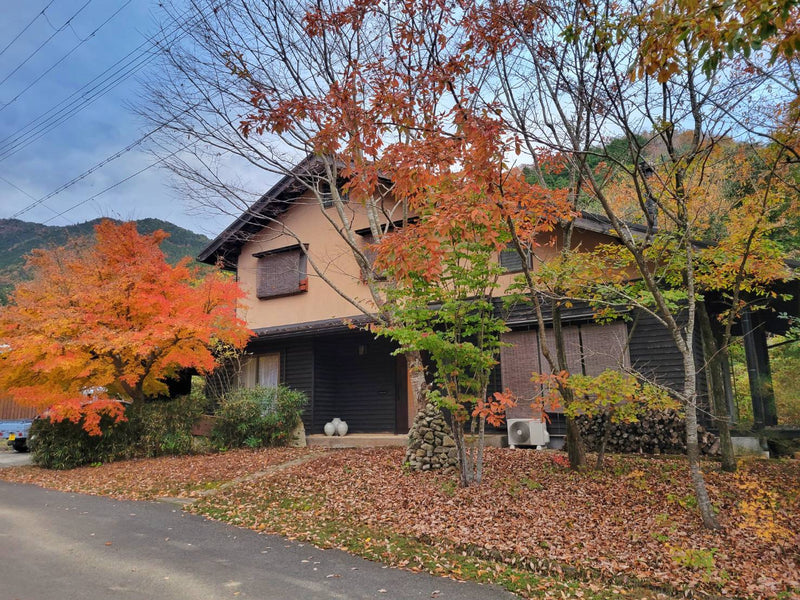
left=2, top=447, right=798, bottom=598
left=0, top=447, right=316, bottom=500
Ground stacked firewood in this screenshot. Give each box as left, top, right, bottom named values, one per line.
left=576, top=410, right=720, bottom=455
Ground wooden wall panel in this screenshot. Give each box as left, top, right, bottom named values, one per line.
left=0, top=398, right=37, bottom=420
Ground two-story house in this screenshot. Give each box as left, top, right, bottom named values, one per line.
left=199, top=158, right=789, bottom=438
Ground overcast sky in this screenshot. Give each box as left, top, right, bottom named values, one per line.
left=0, top=1, right=246, bottom=238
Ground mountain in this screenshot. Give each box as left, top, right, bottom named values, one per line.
left=0, top=218, right=212, bottom=304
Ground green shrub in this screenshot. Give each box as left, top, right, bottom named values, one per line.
left=30, top=395, right=204, bottom=469
left=212, top=385, right=306, bottom=449
left=30, top=414, right=136, bottom=470
left=127, top=396, right=203, bottom=457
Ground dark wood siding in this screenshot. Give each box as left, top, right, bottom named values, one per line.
left=627, top=310, right=712, bottom=427
left=250, top=330, right=400, bottom=434
left=314, top=333, right=397, bottom=433
left=247, top=338, right=314, bottom=429
left=311, top=344, right=339, bottom=433
left=282, top=342, right=314, bottom=430
left=628, top=311, right=684, bottom=393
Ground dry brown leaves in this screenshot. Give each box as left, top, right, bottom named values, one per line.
left=2, top=447, right=798, bottom=597
left=0, top=447, right=318, bottom=500
left=191, top=448, right=800, bottom=598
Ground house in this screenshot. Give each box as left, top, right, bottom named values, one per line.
left=0, top=397, right=36, bottom=421
left=198, top=159, right=793, bottom=437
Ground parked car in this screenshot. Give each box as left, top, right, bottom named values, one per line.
left=1, top=419, right=32, bottom=452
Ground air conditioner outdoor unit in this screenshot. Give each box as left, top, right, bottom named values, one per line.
left=507, top=418, right=550, bottom=449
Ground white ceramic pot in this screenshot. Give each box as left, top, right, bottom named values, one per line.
left=335, top=420, right=348, bottom=436
left=323, top=421, right=336, bottom=436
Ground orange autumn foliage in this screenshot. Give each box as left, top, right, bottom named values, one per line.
left=240, top=0, right=574, bottom=279
left=0, top=220, right=250, bottom=435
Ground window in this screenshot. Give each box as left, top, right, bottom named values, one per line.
left=320, top=182, right=350, bottom=208
left=500, top=330, right=542, bottom=418
left=241, top=353, right=281, bottom=388
left=499, top=322, right=631, bottom=413
left=359, top=233, right=387, bottom=281
left=579, top=322, right=631, bottom=376
left=499, top=245, right=531, bottom=272
left=254, top=244, right=308, bottom=299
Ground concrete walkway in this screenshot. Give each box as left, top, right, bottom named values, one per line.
left=0, top=447, right=31, bottom=468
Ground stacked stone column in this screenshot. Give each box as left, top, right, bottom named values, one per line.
left=405, top=400, right=458, bottom=471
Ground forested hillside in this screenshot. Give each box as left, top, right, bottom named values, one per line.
left=0, top=218, right=211, bottom=303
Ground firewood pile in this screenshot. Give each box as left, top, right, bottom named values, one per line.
left=576, top=410, right=720, bottom=455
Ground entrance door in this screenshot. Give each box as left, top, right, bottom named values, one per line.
left=314, top=333, right=398, bottom=433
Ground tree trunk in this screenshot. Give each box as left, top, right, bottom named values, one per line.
left=476, top=415, right=486, bottom=484
left=596, top=413, right=611, bottom=470
left=697, top=301, right=737, bottom=472
left=565, top=416, right=587, bottom=469
left=682, top=350, right=721, bottom=529
left=450, top=413, right=471, bottom=487
left=553, top=302, right=586, bottom=470
left=405, top=350, right=429, bottom=418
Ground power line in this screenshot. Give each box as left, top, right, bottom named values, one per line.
left=0, top=0, right=93, bottom=89
left=0, top=7, right=194, bottom=161
left=11, top=127, right=163, bottom=219
left=0, top=49, right=153, bottom=160
left=42, top=128, right=220, bottom=226
left=3, top=5, right=206, bottom=224
left=0, top=174, right=62, bottom=218
left=0, top=0, right=57, bottom=60
left=0, top=0, right=133, bottom=115
left=0, top=174, right=37, bottom=201
left=10, top=100, right=202, bottom=219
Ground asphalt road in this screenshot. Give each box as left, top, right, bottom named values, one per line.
left=0, top=482, right=519, bottom=599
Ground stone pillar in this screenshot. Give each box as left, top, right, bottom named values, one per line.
left=404, top=401, right=458, bottom=472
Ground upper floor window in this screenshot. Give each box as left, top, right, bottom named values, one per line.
left=254, top=244, right=308, bottom=299
left=320, top=181, right=350, bottom=208
left=359, top=233, right=387, bottom=281
left=499, top=245, right=531, bottom=273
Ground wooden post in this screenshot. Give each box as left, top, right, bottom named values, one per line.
left=741, top=308, right=778, bottom=429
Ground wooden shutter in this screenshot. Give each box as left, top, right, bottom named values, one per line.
left=580, top=322, right=631, bottom=376
left=538, top=326, right=583, bottom=374
left=255, top=246, right=308, bottom=299
left=500, top=330, right=545, bottom=419
left=538, top=326, right=582, bottom=412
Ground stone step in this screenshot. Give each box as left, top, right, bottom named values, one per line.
left=306, top=434, right=408, bottom=448
left=306, top=433, right=509, bottom=448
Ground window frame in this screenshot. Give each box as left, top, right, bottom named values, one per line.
left=241, top=352, right=282, bottom=388
left=320, top=181, right=350, bottom=208
left=253, top=243, right=309, bottom=300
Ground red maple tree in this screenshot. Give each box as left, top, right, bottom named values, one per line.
left=0, top=220, right=251, bottom=434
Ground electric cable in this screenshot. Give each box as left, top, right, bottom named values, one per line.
left=0, top=7, right=194, bottom=161
left=42, top=125, right=224, bottom=225
left=0, top=0, right=93, bottom=88
left=0, top=0, right=133, bottom=114
left=11, top=102, right=203, bottom=219
left=0, top=0, right=57, bottom=60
